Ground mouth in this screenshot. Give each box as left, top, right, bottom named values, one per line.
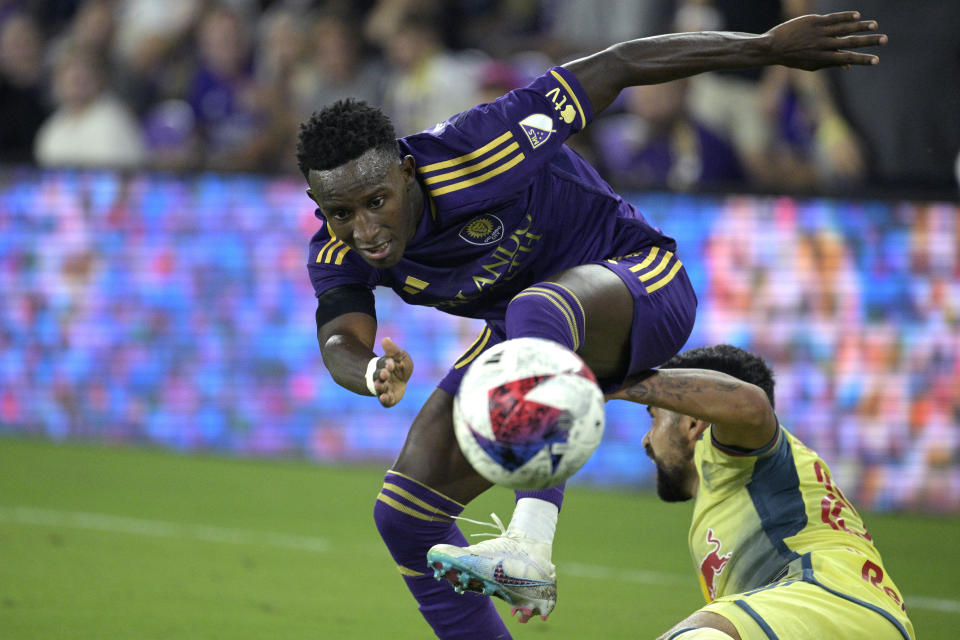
left=358, top=240, right=392, bottom=261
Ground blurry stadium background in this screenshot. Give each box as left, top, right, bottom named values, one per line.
left=2, top=172, right=958, bottom=513
left=1, top=0, right=959, bottom=638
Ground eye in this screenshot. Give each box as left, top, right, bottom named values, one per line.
left=326, top=208, right=351, bottom=222
left=369, top=195, right=385, bottom=209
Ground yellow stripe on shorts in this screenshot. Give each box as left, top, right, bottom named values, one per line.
left=511, top=287, right=580, bottom=351
left=629, top=246, right=660, bottom=272
left=646, top=259, right=682, bottom=293
left=454, top=326, right=492, bottom=369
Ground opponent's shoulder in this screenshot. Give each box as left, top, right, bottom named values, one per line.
left=699, top=422, right=785, bottom=465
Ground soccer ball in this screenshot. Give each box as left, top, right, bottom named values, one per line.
left=453, top=337, right=605, bottom=490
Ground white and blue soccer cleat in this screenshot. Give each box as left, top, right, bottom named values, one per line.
left=427, top=513, right=557, bottom=623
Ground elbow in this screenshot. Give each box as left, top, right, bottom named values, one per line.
left=739, top=383, right=776, bottom=432
left=566, top=47, right=627, bottom=114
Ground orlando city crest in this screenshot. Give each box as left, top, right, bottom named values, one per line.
left=519, top=114, right=555, bottom=149
left=459, top=215, right=505, bottom=245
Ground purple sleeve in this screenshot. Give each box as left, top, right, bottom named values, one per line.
left=411, top=67, right=595, bottom=202
left=306, top=228, right=377, bottom=297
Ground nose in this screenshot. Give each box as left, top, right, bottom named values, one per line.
left=641, top=430, right=651, bottom=448
left=352, top=210, right=380, bottom=245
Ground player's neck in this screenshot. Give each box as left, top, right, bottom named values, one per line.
left=407, top=181, right=427, bottom=236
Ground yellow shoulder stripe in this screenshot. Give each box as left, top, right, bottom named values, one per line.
left=429, top=153, right=524, bottom=197
left=423, top=142, right=520, bottom=186
left=316, top=239, right=343, bottom=263
left=418, top=131, right=514, bottom=173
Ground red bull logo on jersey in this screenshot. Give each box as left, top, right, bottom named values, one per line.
left=519, top=114, right=555, bottom=149
left=699, top=529, right=732, bottom=602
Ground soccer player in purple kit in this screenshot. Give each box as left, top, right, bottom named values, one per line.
left=296, top=12, right=885, bottom=639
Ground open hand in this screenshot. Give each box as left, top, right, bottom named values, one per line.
left=766, top=12, right=887, bottom=71
left=372, top=336, right=414, bottom=407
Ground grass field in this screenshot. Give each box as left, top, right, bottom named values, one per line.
left=1, top=436, right=957, bottom=639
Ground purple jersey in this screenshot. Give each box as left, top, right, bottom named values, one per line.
left=307, top=67, right=676, bottom=323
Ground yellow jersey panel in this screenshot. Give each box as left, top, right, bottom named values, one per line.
left=689, top=425, right=913, bottom=638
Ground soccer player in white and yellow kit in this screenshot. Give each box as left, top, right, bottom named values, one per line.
left=608, top=345, right=914, bottom=640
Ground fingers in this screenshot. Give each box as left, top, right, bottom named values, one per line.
left=377, top=381, right=405, bottom=407
left=381, top=335, right=410, bottom=364
left=817, top=11, right=862, bottom=25
left=825, top=19, right=879, bottom=36
left=836, top=50, right=880, bottom=66
left=834, top=33, right=887, bottom=50
left=381, top=336, right=401, bottom=355
left=373, top=373, right=396, bottom=406
left=373, top=337, right=409, bottom=407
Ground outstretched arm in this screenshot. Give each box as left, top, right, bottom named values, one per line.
left=607, top=368, right=777, bottom=450
left=564, top=11, right=886, bottom=114
left=318, top=313, right=413, bottom=408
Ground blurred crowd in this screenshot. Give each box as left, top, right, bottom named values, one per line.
left=1, top=171, right=956, bottom=511
left=2, top=0, right=958, bottom=192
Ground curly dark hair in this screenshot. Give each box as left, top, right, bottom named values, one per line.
left=296, top=99, right=399, bottom=179
left=660, top=344, right=776, bottom=408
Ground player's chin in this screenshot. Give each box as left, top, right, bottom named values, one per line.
left=655, top=465, right=693, bottom=503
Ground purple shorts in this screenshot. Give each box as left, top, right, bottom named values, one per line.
left=438, top=245, right=697, bottom=395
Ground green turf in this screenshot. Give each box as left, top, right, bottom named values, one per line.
left=0, top=436, right=956, bottom=639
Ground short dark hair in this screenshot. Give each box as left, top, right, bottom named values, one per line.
left=660, top=344, right=776, bottom=408
left=296, top=99, right=399, bottom=178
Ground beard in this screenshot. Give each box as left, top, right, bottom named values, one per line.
left=655, top=461, right=693, bottom=502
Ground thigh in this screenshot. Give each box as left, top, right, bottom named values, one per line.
left=392, top=387, right=494, bottom=504
left=544, top=263, right=635, bottom=381
left=702, top=580, right=909, bottom=640
left=657, top=611, right=741, bottom=640
left=545, top=253, right=697, bottom=387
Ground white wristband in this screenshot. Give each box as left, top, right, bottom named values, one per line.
left=365, top=356, right=379, bottom=395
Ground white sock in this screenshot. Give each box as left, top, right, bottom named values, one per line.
left=506, top=498, right=558, bottom=544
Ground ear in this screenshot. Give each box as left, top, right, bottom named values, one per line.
left=399, top=155, right=417, bottom=185
left=687, top=418, right=709, bottom=446
left=306, top=187, right=320, bottom=206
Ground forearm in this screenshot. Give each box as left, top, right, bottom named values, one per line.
left=320, top=333, right=377, bottom=396
left=566, top=12, right=885, bottom=116
left=566, top=31, right=773, bottom=112
left=611, top=31, right=775, bottom=83
left=610, top=368, right=771, bottom=428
